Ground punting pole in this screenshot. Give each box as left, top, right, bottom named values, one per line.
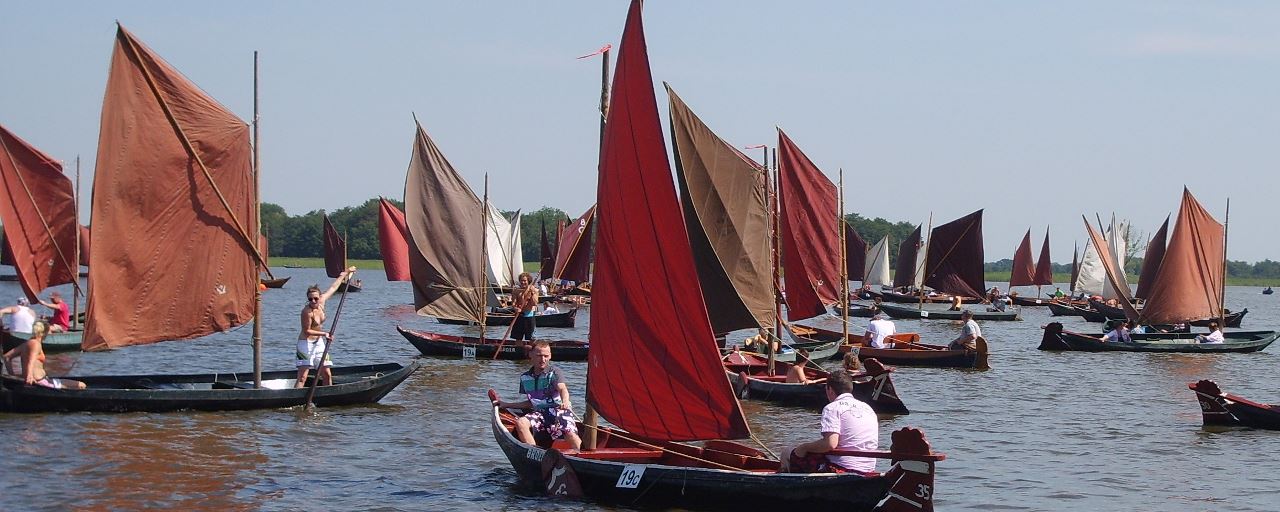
left=73, top=156, right=81, bottom=329
left=839, top=169, right=849, bottom=346
left=252, top=50, right=263, bottom=388
left=479, top=174, right=490, bottom=345
left=1220, top=198, right=1230, bottom=328
left=583, top=46, right=611, bottom=452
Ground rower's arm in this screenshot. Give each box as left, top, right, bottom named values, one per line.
left=321, top=267, right=356, bottom=301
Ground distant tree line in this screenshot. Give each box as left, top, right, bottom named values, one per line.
left=257, top=199, right=1280, bottom=279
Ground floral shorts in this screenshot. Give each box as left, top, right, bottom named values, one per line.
left=524, top=407, right=578, bottom=440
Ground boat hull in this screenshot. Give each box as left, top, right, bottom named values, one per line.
left=0, top=362, right=419, bottom=413
left=878, top=303, right=1020, bottom=321
left=260, top=276, right=290, bottom=288
left=1189, top=380, right=1280, bottom=430
left=1039, top=322, right=1277, bottom=353
left=4, top=330, right=83, bottom=352
left=397, top=327, right=589, bottom=361
left=437, top=308, right=579, bottom=328
left=722, top=353, right=909, bottom=415
left=797, top=325, right=988, bottom=370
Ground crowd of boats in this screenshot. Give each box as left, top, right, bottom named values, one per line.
left=2, top=1, right=1277, bottom=510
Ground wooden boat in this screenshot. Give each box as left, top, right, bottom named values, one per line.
left=490, top=5, right=945, bottom=508
left=831, top=302, right=879, bottom=318
left=722, top=351, right=909, bottom=415
left=1010, top=295, right=1055, bottom=307
left=0, top=362, right=419, bottom=413
left=335, top=279, right=362, bottom=293
left=1190, top=379, right=1280, bottom=430
left=397, top=327, right=588, bottom=361
left=260, top=276, right=290, bottom=288
left=1047, top=299, right=1086, bottom=317
left=3, top=329, right=83, bottom=353
left=1264, top=287, right=1274, bottom=295
left=436, top=307, right=579, bottom=328
left=1038, top=322, right=1277, bottom=353
left=740, top=334, right=840, bottom=363
left=793, top=324, right=989, bottom=370
left=282, top=264, right=304, bottom=268
left=875, top=290, right=958, bottom=304
left=878, top=302, right=1020, bottom=321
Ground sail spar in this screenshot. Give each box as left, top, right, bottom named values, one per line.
left=0, top=124, right=79, bottom=301
left=84, top=25, right=257, bottom=351
left=377, top=198, right=411, bottom=281
left=586, top=0, right=750, bottom=442
left=776, top=129, right=841, bottom=321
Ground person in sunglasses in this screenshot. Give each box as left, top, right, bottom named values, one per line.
left=295, top=266, right=356, bottom=388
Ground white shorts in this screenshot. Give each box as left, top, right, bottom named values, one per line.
left=296, top=337, right=333, bottom=368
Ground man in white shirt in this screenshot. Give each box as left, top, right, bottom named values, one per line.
left=1196, top=322, right=1225, bottom=344
left=780, top=371, right=878, bottom=474
left=949, top=310, right=981, bottom=350
left=864, top=313, right=897, bottom=349
left=0, top=297, right=37, bottom=334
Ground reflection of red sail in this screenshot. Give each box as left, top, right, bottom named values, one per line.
left=1034, top=230, right=1054, bottom=286
left=1009, top=229, right=1035, bottom=287
left=377, top=198, right=411, bottom=281
left=1138, top=189, right=1224, bottom=324
left=924, top=210, right=985, bottom=298
left=1134, top=216, right=1169, bottom=300
left=776, top=129, right=840, bottom=321
left=0, top=124, right=79, bottom=301
left=586, top=0, right=749, bottom=442
left=552, top=205, right=595, bottom=283
left=322, top=215, right=346, bottom=278
left=84, top=25, right=257, bottom=351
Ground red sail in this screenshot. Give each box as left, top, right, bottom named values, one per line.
left=1138, top=190, right=1224, bottom=324
left=322, top=215, right=346, bottom=278
left=377, top=198, right=411, bottom=281
left=845, top=224, right=866, bottom=282
left=1069, top=244, right=1079, bottom=293
left=586, top=0, right=750, bottom=442
left=553, top=205, right=595, bottom=284
left=1008, top=229, right=1035, bottom=287
left=924, top=210, right=985, bottom=298
left=538, top=219, right=555, bottom=279
left=84, top=26, right=257, bottom=351
left=0, top=124, right=79, bottom=301
left=1034, top=230, right=1054, bottom=286
left=893, top=225, right=922, bottom=289
left=776, top=129, right=841, bottom=320
left=79, top=225, right=90, bottom=266
left=1134, top=216, right=1169, bottom=300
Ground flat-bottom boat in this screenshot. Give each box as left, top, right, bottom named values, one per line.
left=1047, top=300, right=1087, bottom=317
left=260, top=276, right=291, bottom=288
left=877, top=302, right=1020, bottom=321
left=1009, top=295, right=1054, bottom=307
left=1190, top=379, right=1280, bottom=430
left=437, top=307, right=579, bottom=328
left=722, top=352, right=909, bottom=415
left=0, top=361, right=419, bottom=413
left=397, top=326, right=589, bottom=361
left=336, top=279, right=362, bottom=293
left=792, top=324, right=989, bottom=370
left=489, top=390, right=943, bottom=511
left=1039, top=322, right=1278, bottom=353
left=831, top=302, right=879, bottom=318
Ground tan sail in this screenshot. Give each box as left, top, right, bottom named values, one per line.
left=1138, top=189, right=1225, bottom=325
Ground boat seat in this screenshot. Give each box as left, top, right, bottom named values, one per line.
left=703, top=440, right=764, bottom=458
left=572, top=448, right=664, bottom=462
left=748, top=375, right=790, bottom=383
left=212, top=381, right=256, bottom=390
left=701, top=449, right=748, bottom=469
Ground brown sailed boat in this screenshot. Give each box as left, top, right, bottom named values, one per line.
left=1190, top=380, right=1280, bottom=430
left=1006, top=228, right=1055, bottom=304
left=793, top=324, right=989, bottom=370
left=322, top=215, right=361, bottom=292
left=489, top=4, right=944, bottom=509
left=723, top=351, right=909, bottom=415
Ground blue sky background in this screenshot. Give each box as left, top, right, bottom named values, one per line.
left=3, top=1, right=1278, bottom=262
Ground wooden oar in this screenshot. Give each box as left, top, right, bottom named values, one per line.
left=303, top=271, right=354, bottom=409
left=490, top=313, right=521, bottom=360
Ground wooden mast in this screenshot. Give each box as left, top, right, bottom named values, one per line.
left=252, top=50, right=263, bottom=388
left=583, top=45, right=611, bottom=452
left=768, top=148, right=780, bottom=375
left=1219, top=199, right=1230, bottom=328
left=839, top=169, right=849, bottom=345
left=479, top=174, right=490, bottom=345
left=73, top=156, right=81, bottom=330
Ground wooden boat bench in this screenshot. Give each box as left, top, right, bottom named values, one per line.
left=569, top=447, right=665, bottom=462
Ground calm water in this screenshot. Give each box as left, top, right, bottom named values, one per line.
left=1, top=269, right=1277, bottom=511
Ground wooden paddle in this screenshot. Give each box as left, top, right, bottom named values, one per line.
left=304, top=270, right=354, bottom=409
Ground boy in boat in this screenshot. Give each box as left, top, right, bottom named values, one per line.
left=493, top=341, right=582, bottom=449
left=3, top=321, right=86, bottom=389
left=36, top=292, right=71, bottom=332
left=1196, top=322, right=1225, bottom=344
left=295, top=266, right=356, bottom=388
left=948, top=310, right=981, bottom=350
left=780, top=371, right=877, bottom=474
left=864, top=313, right=897, bottom=349
left=511, top=272, right=539, bottom=342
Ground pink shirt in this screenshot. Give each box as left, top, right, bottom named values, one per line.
left=821, top=393, right=878, bottom=472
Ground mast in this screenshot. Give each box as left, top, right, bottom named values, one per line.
left=479, top=174, right=490, bottom=344
left=73, top=156, right=81, bottom=330
left=583, top=45, right=612, bottom=452
left=839, top=169, right=849, bottom=345
left=768, top=149, right=780, bottom=375
left=1220, top=199, right=1230, bottom=328
left=917, top=213, right=932, bottom=311
left=252, top=50, right=263, bottom=388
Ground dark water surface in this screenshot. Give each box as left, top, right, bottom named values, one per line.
left=2, top=269, right=1277, bottom=511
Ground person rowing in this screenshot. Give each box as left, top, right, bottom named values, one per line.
left=295, top=266, right=356, bottom=388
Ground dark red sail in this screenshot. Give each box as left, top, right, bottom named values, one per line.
left=79, top=225, right=90, bottom=266
left=538, top=219, right=555, bottom=280
left=777, top=129, right=841, bottom=320
left=553, top=205, right=595, bottom=284
left=0, top=124, right=79, bottom=301
left=377, top=198, right=411, bottom=281
left=586, top=0, right=750, bottom=442
left=1134, top=216, right=1169, bottom=300
left=1009, top=229, right=1035, bottom=287
left=924, top=210, right=985, bottom=298
left=845, top=224, right=866, bottom=282
left=1034, top=230, right=1053, bottom=286
left=893, top=225, right=922, bottom=289
left=322, top=215, right=346, bottom=278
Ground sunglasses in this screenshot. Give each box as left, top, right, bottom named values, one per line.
left=308, top=296, right=320, bottom=302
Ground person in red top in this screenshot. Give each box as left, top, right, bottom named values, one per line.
left=37, top=292, right=71, bottom=333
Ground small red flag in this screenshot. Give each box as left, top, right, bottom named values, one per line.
left=576, top=44, right=612, bottom=59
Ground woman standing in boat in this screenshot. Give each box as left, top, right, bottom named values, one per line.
left=295, top=266, right=356, bottom=388
left=511, top=272, right=538, bottom=342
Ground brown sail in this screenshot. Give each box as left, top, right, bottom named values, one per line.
left=1134, top=215, right=1170, bottom=300
left=1138, top=189, right=1224, bottom=325
left=79, top=225, right=91, bottom=266
left=845, top=224, right=866, bottom=282
left=1033, top=230, right=1053, bottom=286
left=403, top=121, right=485, bottom=324
left=322, top=215, right=346, bottom=278
left=924, top=210, right=985, bottom=298
left=1008, top=229, right=1035, bottom=288
left=666, top=84, right=775, bottom=332
left=893, top=225, right=922, bottom=289
left=776, top=129, right=841, bottom=320
left=553, top=205, right=595, bottom=284
left=0, top=124, right=79, bottom=301
left=84, top=25, right=258, bottom=351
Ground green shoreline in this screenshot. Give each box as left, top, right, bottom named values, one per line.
left=270, top=258, right=1277, bottom=287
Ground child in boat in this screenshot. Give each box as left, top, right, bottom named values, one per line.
left=2, top=321, right=86, bottom=389
left=493, top=341, right=582, bottom=449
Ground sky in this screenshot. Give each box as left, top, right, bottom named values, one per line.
left=3, top=1, right=1279, bottom=263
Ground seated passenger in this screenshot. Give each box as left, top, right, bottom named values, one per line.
left=492, top=341, right=582, bottom=449
left=786, top=349, right=813, bottom=384
left=1101, top=320, right=1132, bottom=343
left=841, top=351, right=862, bottom=375
left=864, top=313, right=896, bottom=349
left=948, top=310, right=980, bottom=350
left=780, top=371, right=877, bottom=474
left=948, top=295, right=963, bottom=311
left=2, top=321, right=86, bottom=389
left=1196, top=322, right=1225, bottom=344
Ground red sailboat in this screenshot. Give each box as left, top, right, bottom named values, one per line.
left=322, top=215, right=361, bottom=292
left=376, top=198, right=411, bottom=282
left=489, top=2, right=943, bottom=509
left=552, top=204, right=595, bottom=295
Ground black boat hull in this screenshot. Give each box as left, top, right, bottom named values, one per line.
left=397, top=327, right=589, bottom=361
left=1039, top=323, right=1277, bottom=353
left=437, top=308, right=579, bottom=328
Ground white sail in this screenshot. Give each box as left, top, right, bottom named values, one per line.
left=485, top=204, right=524, bottom=287
left=1074, top=219, right=1131, bottom=298
left=912, top=233, right=928, bottom=290
left=1102, top=218, right=1132, bottom=300
left=864, top=236, right=891, bottom=288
